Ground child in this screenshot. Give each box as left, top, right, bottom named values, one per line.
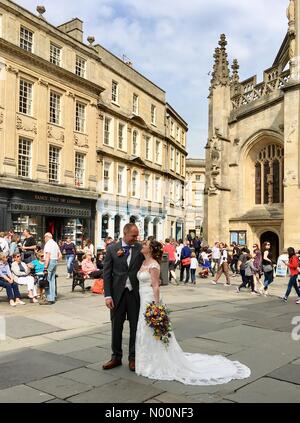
left=190, top=252, right=198, bottom=284
left=237, top=254, right=258, bottom=294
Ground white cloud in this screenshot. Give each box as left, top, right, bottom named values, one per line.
left=17, top=0, right=288, bottom=156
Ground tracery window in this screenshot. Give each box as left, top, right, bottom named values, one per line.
left=255, top=144, right=284, bottom=205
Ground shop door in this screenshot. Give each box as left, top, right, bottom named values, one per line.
left=45, top=217, right=64, bottom=242
left=260, top=231, right=279, bottom=261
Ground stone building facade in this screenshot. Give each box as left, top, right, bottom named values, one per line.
left=204, top=0, right=300, bottom=258
left=185, top=159, right=206, bottom=239
left=0, top=0, right=188, bottom=247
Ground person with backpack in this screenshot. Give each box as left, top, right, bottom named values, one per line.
left=236, top=254, right=259, bottom=294
left=180, top=240, right=192, bottom=284
left=212, top=243, right=231, bottom=286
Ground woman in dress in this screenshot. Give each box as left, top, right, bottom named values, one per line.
left=261, top=241, right=274, bottom=296
left=135, top=239, right=251, bottom=385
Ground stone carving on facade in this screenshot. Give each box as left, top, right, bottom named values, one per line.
left=287, top=0, right=297, bottom=79
left=0, top=111, right=3, bottom=126
left=286, top=120, right=297, bottom=143
left=47, top=125, right=64, bottom=142
left=5, top=64, right=18, bottom=74
left=283, top=170, right=297, bottom=186
left=210, top=34, right=230, bottom=91
left=74, top=134, right=89, bottom=148
left=287, top=0, right=296, bottom=35
left=37, top=78, right=49, bottom=87
left=16, top=116, right=37, bottom=134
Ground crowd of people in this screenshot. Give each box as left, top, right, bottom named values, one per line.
left=1, top=228, right=300, bottom=307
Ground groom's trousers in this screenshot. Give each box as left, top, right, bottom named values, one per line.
left=111, top=288, right=139, bottom=361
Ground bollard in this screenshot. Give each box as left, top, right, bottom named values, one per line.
left=160, top=253, right=169, bottom=286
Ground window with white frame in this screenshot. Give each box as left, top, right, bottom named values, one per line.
left=133, top=94, right=139, bottom=115
left=170, top=180, right=174, bottom=201
left=132, top=130, right=139, bottom=156
left=196, top=175, right=201, bottom=181
left=75, top=152, right=85, bottom=187
left=151, top=104, right=156, bottom=125
left=170, top=147, right=175, bottom=170
left=176, top=126, right=180, bottom=141
left=50, top=43, right=61, bottom=66
left=155, top=176, right=161, bottom=202
left=118, top=123, right=125, bottom=150
left=181, top=129, right=185, bottom=145
left=170, top=120, right=174, bottom=138
left=49, top=146, right=60, bottom=183
left=145, top=174, right=150, bottom=200
left=175, top=181, right=181, bottom=202
left=49, top=91, right=61, bottom=125
left=104, top=117, right=112, bottom=146
left=103, top=162, right=111, bottom=192
left=155, top=140, right=161, bottom=164
left=132, top=170, right=138, bottom=197
left=181, top=155, right=185, bottom=175
left=75, top=101, right=86, bottom=133
left=18, top=137, right=31, bottom=178
left=112, top=81, right=119, bottom=103
left=20, top=26, right=33, bottom=52
left=176, top=151, right=180, bottom=173
left=19, top=79, right=32, bottom=115
left=117, top=165, right=125, bottom=195
left=75, top=56, right=86, bottom=78
left=145, top=136, right=151, bottom=160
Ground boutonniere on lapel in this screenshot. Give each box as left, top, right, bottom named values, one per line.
left=117, top=248, right=126, bottom=257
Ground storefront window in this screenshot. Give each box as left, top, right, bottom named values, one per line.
left=12, top=214, right=43, bottom=243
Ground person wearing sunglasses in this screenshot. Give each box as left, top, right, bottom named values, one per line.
left=253, top=244, right=264, bottom=294
left=261, top=242, right=274, bottom=295
left=11, top=252, right=38, bottom=303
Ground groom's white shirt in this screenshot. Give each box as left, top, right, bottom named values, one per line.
left=104, top=240, right=133, bottom=300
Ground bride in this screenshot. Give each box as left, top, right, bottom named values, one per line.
left=135, top=239, right=251, bottom=385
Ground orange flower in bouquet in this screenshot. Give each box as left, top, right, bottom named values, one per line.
left=144, top=301, right=172, bottom=346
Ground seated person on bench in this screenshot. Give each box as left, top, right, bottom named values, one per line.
left=11, top=252, right=38, bottom=303
left=0, top=253, right=25, bottom=306
left=81, top=253, right=103, bottom=279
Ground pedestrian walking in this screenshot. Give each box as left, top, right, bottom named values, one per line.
left=61, top=237, right=76, bottom=278
left=236, top=254, right=258, bottom=294
left=190, top=252, right=198, bottom=284
left=212, top=242, right=231, bottom=286
left=262, top=241, right=274, bottom=296
left=280, top=247, right=300, bottom=303
left=180, top=240, right=192, bottom=284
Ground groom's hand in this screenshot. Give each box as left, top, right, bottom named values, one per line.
left=105, top=298, right=114, bottom=310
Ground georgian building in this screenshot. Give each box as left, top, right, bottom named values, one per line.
left=185, top=159, right=205, bottom=239
left=0, top=0, right=188, bottom=246
left=204, top=0, right=300, bottom=258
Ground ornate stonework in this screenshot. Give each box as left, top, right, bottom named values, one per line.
left=16, top=116, right=37, bottom=134
left=47, top=125, right=65, bottom=142
left=210, top=34, right=230, bottom=89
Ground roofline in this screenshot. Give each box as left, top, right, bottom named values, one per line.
left=166, top=102, right=188, bottom=128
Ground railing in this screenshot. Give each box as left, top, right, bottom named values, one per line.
left=231, top=67, right=290, bottom=110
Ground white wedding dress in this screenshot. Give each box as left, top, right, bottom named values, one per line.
left=135, top=262, right=251, bottom=385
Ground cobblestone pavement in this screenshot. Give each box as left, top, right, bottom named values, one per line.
left=0, top=264, right=299, bottom=403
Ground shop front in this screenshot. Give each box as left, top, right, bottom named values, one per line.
left=0, top=189, right=95, bottom=246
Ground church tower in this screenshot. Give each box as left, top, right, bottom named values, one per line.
left=204, top=34, right=232, bottom=245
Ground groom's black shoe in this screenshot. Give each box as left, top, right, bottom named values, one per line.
left=129, top=359, right=135, bottom=372
left=102, top=358, right=122, bottom=370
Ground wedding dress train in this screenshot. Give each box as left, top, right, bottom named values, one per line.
left=135, top=262, right=251, bottom=385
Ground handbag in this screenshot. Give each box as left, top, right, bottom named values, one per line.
left=181, top=257, right=191, bottom=266
left=262, top=264, right=273, bottom=273
left=92, top=278, right=104, bottom=294
left=38, top=275, right=49, bottom=289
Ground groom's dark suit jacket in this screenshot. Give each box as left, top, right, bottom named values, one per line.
left=103, top=241, right=144, bottom=313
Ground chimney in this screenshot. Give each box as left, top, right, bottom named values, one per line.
left=57, top=18, right=83, bottom=43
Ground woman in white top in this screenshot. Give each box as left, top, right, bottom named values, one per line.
left=212, top=243, right=231, bottom=286
left=11, top=252, right=38, bottom=303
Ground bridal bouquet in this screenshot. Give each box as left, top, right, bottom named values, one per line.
left=144, top=301, right=172, bottom=347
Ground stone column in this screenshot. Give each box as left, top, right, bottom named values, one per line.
left=283, top=0, right=300, bottom=250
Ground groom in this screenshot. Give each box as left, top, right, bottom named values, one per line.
left=102, top=223, right=144, bottom=372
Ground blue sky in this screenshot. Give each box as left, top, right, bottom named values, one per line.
left=17, top=0, right=288, bottom=157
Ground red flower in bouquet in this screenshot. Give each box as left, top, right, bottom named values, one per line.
left=144, top=301, right=172, bottom=346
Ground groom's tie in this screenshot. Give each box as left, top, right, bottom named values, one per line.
left=123, top=245, right=132, bottom=258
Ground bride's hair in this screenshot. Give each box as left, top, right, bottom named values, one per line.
left=149, top=239, right=163, bottom=263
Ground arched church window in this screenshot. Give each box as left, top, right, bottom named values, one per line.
left=255, top=144, right=284, bottom=205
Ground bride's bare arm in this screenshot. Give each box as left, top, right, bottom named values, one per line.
left=150, top=267, right=160, bottom=303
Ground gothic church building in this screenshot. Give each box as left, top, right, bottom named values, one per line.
left=204, top=0, right=300, bottom=258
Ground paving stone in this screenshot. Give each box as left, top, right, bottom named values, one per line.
left=224, top=377, right=300, bottom=403
left=179, top=338, right=245, bottom=356
left=5, top=316, right=61, bottom=339
left=46, top=398, right=70, bottom=403
left=0, top=348, right=86, bottom=389
left=65, top=346, right=109, bottom=363
left=60, top=367, right=119, bottom=387
left=68, top=378, right=164, bottom=403
left=35, top=336, right=106, bottom=355
left=28, top=375, right=93, bottom=399
left=266, top=364, right=300, bottom=385
left=292, top=358, right=300, bottom=365
left=152, top=392, right=202, bottom=403
left=0, top=384, right=54, bottom=403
